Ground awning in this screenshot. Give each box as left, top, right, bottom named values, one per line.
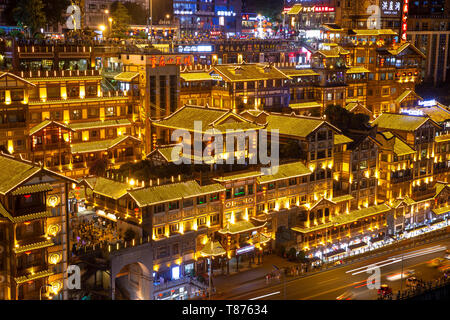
left=287, top=4, right=302, bottom=15
left=432, top=205, right=450, bottom=216
left=348, top=241, right=367, bottom=251
left=347, top=66, right=370, bottom=74
left=199, top=240, right=226, bottom=257
left=113, top=72, right=139, bottom=82
left=324, top=248, right=346, bottom=258
left=11, top=183, right=53, bottom=196
left=218, top=220, right=266, bottom=235
left=180, top=72, right=214, bottom=81
left=289, top=101, right=321, bottom=109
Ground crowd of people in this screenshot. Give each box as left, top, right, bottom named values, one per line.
left=71, top=215, right=123, bottom=255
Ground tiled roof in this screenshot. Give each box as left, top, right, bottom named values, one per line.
left=29, top=120, right=74, bottom=136
left=388, top=42, right=426, bottom=59
left=265, top=113, right=336, bottom=138
left=333, top=204, right=391, bottom=226
left=84, top=176, right=129, bottom=200
left=376, top=132, right=415, bottom=156
left=68, top=119, right=131, bottom=131
left=11, top=183, right=53, bottom=196
left=0, top=156, right=41, bottom=195
left=349, top=29, right=397, bottom=36
left=199, top=240, right=226, bottom=257
left=13, top=239, right=54, bottom=254
left=432, top=205, right=450, bottom=215
left=153, top=105, right=262, bottom=132
left=214, top=170, right=262, bottom=182
left=420, top=106, right=450, bottom=124
left=292, top=204, right=391, bottom=233
left=113, top=72, right=139, bottom=82
left=71, top=135, right=140, bottom=154
left=14, top=269, right=54, bottom=284
left=280, top=68, right=319, bottom=77
left=289, top=101, right=321, bottom=109
left=258, top=161, right=311, bottom=184
left=218, top=220, right=265, bottom=235
left=128, top=180, right=225, bottom=207
left=372, top=113, right=436, bottom=132
left=331, top=194, right=354, bottom=202
left=212, top=63, right=289, bottom=82
left=334, top=134, right=353, bottom=145
left=347, top=66, right=370, bottom=73
left=28, top=95, right=129, bottom=105
left=180, top=72, right=214, bottom=81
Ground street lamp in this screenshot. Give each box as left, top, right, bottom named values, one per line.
left=39, top=284, right=52, bottom=300
left=98, top=25, right=106, bottom=40
left=108, top=18, right=113, bottom=37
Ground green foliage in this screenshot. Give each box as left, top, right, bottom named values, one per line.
left=123, top=2, right=148, bottom=25
left=286, top=247, right=297, bottom=261
left=13, top=0, right=46, bottom=34
left=44, top=0, right=71, bottom=27
left=325, top=104, right=370, bottom=133
left=110, top=1, right=131, bottom=39
left=89, top=159, right=108, bottom=177
left=9, top=29, right=25, bottom=39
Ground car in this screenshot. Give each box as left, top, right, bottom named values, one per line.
left=386, top=270, right=414, bottom=281
left=377, top=284, right=393, bottom=298
left=336, top=291, right=355, bottom=300
left=428, top=257, right=445, bottom=268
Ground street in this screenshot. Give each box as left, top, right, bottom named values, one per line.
left=216, top=237, right=450, bottom=300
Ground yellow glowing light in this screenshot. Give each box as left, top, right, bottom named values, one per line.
left=179, top=223, right=184, bottom=234
left=49, top=253, right=61, bottom=265
left=153, top=264, right=159, bottom=272
left=129, top=179, right=136, bottom=187
left=99, top=25, right=106, bottom=32
left=230, top=212, right=235, bottom=224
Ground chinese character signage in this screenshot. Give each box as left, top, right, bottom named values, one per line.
left=381, top=1, right=401, bottom=15
left=400, top=0, right=409, bottom=42
left=147, top=55, right=193, bottom=68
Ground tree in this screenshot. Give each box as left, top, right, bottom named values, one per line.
left=110, top=2, right=131, bottom=39
left=325, top=104, right=370, bottom=133
left=89, top=159, right=108, bottom=176
left=13, top=0, right=47, bottom=35
left=43, top=0, right=71, bottom=28
left=123, top=2, right=148, bottom=25
left=287, top=247, right=297, bottom=261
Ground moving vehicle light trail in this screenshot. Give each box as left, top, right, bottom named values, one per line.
left=346, top=245, right=447, bottom=276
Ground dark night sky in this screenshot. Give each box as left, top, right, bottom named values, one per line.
left=243, top=0, right=285, bottom=18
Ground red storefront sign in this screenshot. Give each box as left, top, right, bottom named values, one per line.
left=147, top=55, right=193, bottom=68
left=400, top=0, right=409, bottom=42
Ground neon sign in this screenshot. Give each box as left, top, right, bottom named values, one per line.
left=400, top=0, right=409, bottom=42
left=400, top=108, right=424, bottom=116
left=147, top=55, right=193, bottom=68
left=418, top=99, right=436, bottom=107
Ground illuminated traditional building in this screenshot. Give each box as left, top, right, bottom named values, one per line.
left=0, top=153, right=77, bottom=300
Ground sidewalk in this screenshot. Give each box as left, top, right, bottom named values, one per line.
left=212, top=254, right=300, bottom=299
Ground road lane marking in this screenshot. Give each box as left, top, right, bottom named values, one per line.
left=250, top=291, right=281, bottom=300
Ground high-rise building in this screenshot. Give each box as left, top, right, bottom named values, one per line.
left=407, top=0, right=450, bottom=84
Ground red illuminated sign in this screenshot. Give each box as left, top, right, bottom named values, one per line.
left=400, top=0, right=409, bottom=42
left=314, top=6, right=335, bottom=12
left=147, top=55, right=193, bottom=68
